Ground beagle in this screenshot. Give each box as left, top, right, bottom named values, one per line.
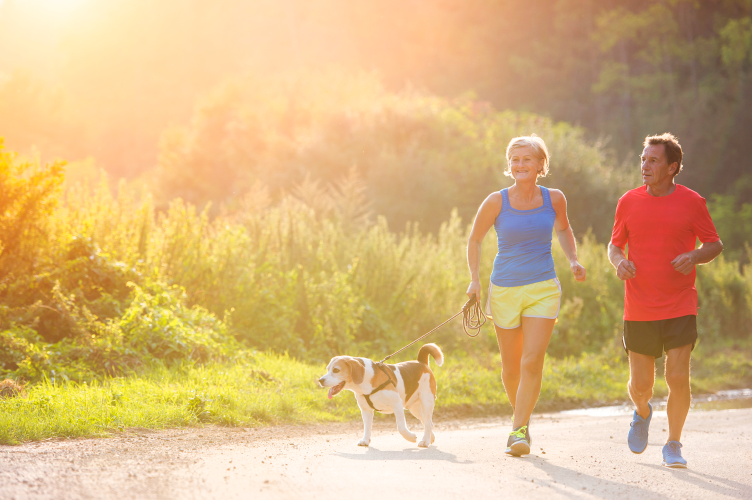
left=318, top=343, right=444, bottom=448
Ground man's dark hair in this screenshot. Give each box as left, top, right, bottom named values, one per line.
left=644, top=133, right=683, bottom=177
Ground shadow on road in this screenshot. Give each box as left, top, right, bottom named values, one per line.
left=639, top=463, right=751, bottom=499
left=528, top=456, right=670, bottom=500
left=333, top=446, right=472, bottom=464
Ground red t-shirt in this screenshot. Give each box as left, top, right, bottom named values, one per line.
left=610, top=184, right=720, bottom=321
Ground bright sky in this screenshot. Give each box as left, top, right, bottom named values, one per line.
left=0, top=0, right=88, bottom=17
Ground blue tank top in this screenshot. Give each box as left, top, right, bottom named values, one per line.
left=490, top=186, right=557, bottom=287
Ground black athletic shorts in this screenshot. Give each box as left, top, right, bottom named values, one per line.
left=623, top=315, right=697, bottom=358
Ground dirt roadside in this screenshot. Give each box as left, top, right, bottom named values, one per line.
left=1, top=408, right=751, bottom=500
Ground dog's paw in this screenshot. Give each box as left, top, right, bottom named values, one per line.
left=431, top=432, right=435, bottom=444
left=357, top=438, right=370, bottom=447
left=400, top=431, right=417, bottom=443
left=417, top=439, right=431, bottom=448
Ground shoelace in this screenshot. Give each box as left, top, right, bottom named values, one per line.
left=509, top=425, right=528, bottom=439
left=667, top=441, right=682, bottom=454
left=630, top=419, right=647, bottom=438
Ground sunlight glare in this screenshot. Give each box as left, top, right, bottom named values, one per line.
left=35, top=0, right=88, bottom=17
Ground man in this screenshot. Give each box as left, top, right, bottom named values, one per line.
left=608, top=133, right=723, bottom=468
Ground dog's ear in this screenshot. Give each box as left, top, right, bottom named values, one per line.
left=346, top=358, right=365, bottom=385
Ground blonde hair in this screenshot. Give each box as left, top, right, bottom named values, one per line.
left=504, top=134, right=550, bottom=178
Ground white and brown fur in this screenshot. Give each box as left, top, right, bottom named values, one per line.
left=317, top=343, right=443, bottom=448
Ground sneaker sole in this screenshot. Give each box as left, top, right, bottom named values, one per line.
left=505, top=440, right=530, bottom=457
left=629, top=442, right=648, bottom=454
left=662, top=460, right=687, bottom=469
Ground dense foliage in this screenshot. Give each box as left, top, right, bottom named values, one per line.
left=0, top=141, right=239, bottom=381
left=1, top=131, right=750, bottom=383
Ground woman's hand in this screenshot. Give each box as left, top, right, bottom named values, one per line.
left=466, top=280, right=482, bottom=302
left=570, top=261, right=586, bottom=282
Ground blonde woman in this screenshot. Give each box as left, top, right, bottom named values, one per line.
left=466, top=134, right=586, bottom=456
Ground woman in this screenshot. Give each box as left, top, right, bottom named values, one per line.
left=466, top=134, right=586, bottom=456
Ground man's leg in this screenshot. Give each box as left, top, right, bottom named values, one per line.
left=628, top=351, right=655, bottom=419
left=665, top=344, right=692, bottom=443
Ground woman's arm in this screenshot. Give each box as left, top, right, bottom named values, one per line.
left=550, top=189, right=586, bottom=282
left=466, top=192, right=502, bottom=301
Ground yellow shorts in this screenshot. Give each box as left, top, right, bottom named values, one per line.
left=485, top=278, right=562, bottom=329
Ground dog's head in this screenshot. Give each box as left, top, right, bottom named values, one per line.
left=317, top=356, right=365, bottom=399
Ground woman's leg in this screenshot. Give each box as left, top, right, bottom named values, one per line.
left=512, top=316, right=556, bottom=428
left=495, top=324, right=523, bottom=410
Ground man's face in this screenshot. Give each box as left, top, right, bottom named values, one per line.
left=640, top=144, right=677, bottom=187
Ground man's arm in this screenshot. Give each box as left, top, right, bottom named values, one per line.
left=609, top=196, right=636, bottom=281
left=608, top=242, right=636, bottom=280
left=671, top=240, right=724, bottom=275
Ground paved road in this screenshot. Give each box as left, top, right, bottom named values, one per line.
left=1, top=408, right=751, bottom=499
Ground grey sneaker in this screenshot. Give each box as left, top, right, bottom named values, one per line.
left=505, top=425, right=530, bottom=457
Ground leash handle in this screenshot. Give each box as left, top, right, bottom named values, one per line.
left=462, top=295, right=476, bottom=312
left=461, top=294, right=486, bottom=338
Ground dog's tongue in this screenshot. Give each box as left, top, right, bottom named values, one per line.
left=327, top=382, right=344, bottom=399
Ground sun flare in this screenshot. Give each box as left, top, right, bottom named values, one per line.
left=28, top=0, right=88, bottom=17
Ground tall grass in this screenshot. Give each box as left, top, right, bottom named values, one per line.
left=3, top=164, right=751, bottom=382
left=48, top=176, right=633, bottom=363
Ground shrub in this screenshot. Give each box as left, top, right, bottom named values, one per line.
left=0, top=139, right=64, bottom=280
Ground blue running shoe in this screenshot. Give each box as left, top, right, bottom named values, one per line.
left=662, top=441, right=687, bottom=468
left=627, top=402, right=652, bottom=454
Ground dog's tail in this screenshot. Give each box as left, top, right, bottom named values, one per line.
left=417, top=343, right=444, bottom=367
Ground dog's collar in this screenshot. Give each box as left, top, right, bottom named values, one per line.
left=363, top=362, right=396, bottom=413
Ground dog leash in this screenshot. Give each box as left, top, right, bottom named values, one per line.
left=377, top=295, right=486, bottom=364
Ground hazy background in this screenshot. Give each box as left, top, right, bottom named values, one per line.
left=3, top=0, right=752, bottom=199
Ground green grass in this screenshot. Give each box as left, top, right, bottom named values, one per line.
left=2, top=347, right=749, bottom=445
left=0, top=352, right=356, bottom=445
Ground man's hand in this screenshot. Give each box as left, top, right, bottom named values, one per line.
left=466, top=280, right=482, bottom=302
left=570, top=261, right=586, bottom=282
left=616, top=259, right=636, bottom=280
left=671, top=252, right=696, bottom=275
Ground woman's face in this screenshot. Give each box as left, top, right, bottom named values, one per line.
left=508, top=145, right=544, bottom=182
